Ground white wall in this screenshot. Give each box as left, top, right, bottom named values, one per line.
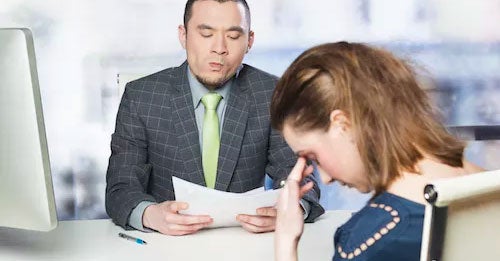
left=1, top=0, right=499, bottom=219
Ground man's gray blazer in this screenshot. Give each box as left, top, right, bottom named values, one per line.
left=105, top=62, right=324, bottom=228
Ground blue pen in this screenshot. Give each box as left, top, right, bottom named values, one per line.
left=118, top=232, right=148, bottom=245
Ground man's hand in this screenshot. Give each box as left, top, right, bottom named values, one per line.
left=236, top=206, right=277, bottom=233
left=142, top=201, right=213, bottom=236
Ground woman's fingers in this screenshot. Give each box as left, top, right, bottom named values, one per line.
left=287, top=157, right=307, bottom=182
left=299, top=181, right=314, bottom=198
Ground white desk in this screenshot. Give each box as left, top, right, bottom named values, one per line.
left=0, top=211, right=351, bottom=261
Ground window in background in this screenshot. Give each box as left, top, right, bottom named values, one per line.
left=1, top=0, right=498, bottom=219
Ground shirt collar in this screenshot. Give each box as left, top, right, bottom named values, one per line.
left=187, top=66, right=238, bottom=109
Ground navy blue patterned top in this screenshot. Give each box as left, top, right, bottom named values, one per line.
left=332, top=192, right=424, bottom=261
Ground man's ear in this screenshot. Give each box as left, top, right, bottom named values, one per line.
left=246, top=30, right=254, bottom=53
left=329, top=109, right=350, bottom=133
left=178, top=25, right=187, bottom=49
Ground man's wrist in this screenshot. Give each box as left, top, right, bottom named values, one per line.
left=142, top=203, right=158, bottom=230
left=128, top=201, right=156, bottom=231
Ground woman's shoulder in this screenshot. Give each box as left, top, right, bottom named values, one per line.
left=332, top=192, right=424, bottom=261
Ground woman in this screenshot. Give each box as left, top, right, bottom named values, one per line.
left=271, top=42, right=483, bottom=261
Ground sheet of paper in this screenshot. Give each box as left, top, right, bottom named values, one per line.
left=173, top=177, right=281, bottom=228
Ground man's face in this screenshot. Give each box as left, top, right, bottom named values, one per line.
left=179, top=0, right=254, bottom=89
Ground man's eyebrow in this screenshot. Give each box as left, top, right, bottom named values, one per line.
left=196, top=25, right=245, bottom=34
left=227, top=26, right=244, bottom=34
left=197, top=24, right=214, bottom=30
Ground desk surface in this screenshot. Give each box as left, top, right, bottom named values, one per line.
left=0, top=211, right=351, bottom=261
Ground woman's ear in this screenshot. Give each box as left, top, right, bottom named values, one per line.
left=329, top=109, right=350, bottom=133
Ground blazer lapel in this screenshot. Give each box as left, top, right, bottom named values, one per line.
left=171, top=62, right=205, bottom=186
left=215, top=75, right=249, bottom=191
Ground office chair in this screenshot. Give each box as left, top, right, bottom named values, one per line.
left=420, top=169, right=500, bottom=261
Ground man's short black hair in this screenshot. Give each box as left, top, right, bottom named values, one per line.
left=183, top=0, right=251, bottom=29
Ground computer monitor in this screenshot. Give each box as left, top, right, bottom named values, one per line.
left=0, top=28, right=57, bottom=231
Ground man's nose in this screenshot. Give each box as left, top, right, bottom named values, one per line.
left=211, top=34, right=228, bottom=55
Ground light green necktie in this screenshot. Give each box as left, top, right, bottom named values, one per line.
left=201, top=93, right=222, bottom=189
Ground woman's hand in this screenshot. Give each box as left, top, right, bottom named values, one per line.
left=275, top=157, right=315, bottom=261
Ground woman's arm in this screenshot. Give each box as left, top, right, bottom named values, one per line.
left=275, top=158, right=315, bottom=261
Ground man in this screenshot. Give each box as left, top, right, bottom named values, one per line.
left=105, top=0, right=324, bottom=236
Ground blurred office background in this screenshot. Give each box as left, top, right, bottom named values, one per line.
left=1, top=0, right=499, bottom=220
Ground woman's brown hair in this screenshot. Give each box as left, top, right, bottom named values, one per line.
left=270, top=42, right=465, bottom=195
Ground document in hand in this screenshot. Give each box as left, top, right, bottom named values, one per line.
left=173, top=177, right=281, bottom=228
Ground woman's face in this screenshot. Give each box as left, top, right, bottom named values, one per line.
left=282, top=115, right=371, bottom=193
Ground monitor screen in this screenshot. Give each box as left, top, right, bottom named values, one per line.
left=0, top=28, right=57, bottom=231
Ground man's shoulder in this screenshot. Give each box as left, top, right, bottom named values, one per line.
left=239, top=64, right=279, bottom=87
left=121, top=64, right=187, bottom=102
left=128, top=65, right=183, bottom=88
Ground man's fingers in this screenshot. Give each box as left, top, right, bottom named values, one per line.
left=166, top=212, right=213, bottom=225
left=163, top=222, right=211, bottom=235
left=161, top=227, right=199, bottom=236
left=145, top=201, right=213, bottom=236
left=166, top=202, right=212, bottom=224
left=256, top=207, right=277, bottom=217
left=237, top=214, right=275, bottom=227
left=240, top=221, right=275, bottom=233
left=237, top=215, right=275, bottom=233
left=168, top=201, right=189, bottom=212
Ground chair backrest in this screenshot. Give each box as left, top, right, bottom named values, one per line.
left=420, top=169, right=500, bottom=261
